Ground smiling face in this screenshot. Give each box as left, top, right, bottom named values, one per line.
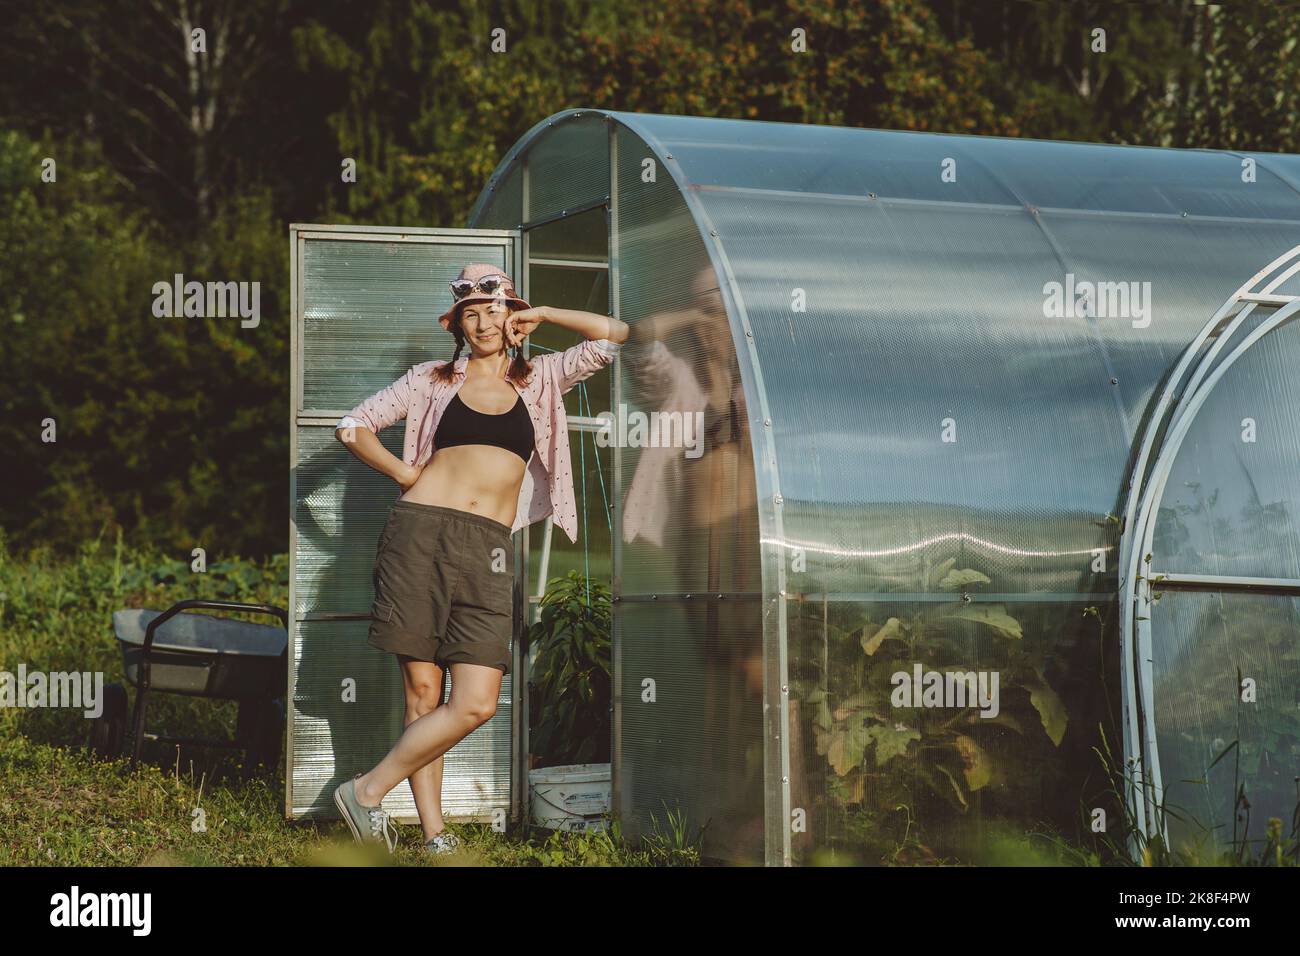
left=457, top=300, right=511, bottom=355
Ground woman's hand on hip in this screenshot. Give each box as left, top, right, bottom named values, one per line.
left=396, top=462, right=423, bottom=492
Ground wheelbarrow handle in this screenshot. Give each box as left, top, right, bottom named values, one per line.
left=142, top=600, right=288, bottom=653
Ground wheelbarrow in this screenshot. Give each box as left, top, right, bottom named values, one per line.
left=88, top=599, right=288, bottom=773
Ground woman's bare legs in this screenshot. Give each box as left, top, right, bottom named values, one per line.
left=396, top=655, right=449, bottom=842
left=353, top=661, right=502, bottom=811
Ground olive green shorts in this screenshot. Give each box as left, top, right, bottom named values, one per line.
left=367, top=500, right=515, bottom=675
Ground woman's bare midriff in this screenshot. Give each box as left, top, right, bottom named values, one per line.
left=399, top=444, right=527, bottom=529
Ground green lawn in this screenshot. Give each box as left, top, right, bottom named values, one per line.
left=0, top=528, right=697, bottom=867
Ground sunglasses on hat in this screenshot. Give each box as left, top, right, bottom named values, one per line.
left=449, top=274, right=513, bottom=301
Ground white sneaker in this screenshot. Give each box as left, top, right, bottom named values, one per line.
left=423, top=830, right=462, bottom=855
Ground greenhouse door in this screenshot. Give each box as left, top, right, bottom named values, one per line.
left=287, top=224, right=526, bottom=826
left=1121, top=248, right=1300, bottom=857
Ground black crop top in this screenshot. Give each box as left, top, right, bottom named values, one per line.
left=434, top=392, right=535, bottom=464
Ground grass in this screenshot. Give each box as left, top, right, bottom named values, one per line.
left=0, top=524, right=699, bottom=867
left=1089, top=720, right=1300, bottom=867
left=0, top=732, right=700, bottom=865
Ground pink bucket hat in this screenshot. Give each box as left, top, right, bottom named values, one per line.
left=436, top=262, right=531, bottom=332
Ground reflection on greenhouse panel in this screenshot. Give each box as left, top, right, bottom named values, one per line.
left=620, top=261, right=761, bottom=680
left=615, top=260, right=772, bottom=863
left=621, top=265, right=753, bottom=551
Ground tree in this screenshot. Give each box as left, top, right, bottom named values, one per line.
left=0, top=0, right=339, bottom=238
left=1140, top=2, right=1300, bottom=154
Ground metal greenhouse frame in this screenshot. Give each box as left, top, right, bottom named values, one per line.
left=1119, top=245, right=1300, bottom=851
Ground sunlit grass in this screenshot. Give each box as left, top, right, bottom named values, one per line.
left=0, top=526, right=699, bottom=867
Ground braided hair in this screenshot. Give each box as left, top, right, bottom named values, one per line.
left=432, top=302, right=534, bottom=385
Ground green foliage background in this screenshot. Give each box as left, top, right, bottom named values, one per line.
left=0, top=0, right=1296, bottom=558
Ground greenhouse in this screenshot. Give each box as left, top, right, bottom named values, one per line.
left=289, top=108, right=1300, bottom=865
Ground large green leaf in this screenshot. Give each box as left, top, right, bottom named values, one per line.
left=827, top=715, right=871, bottom=776
left=1027, top=673, right=1068, bottom=746
left=937, top=568, right=992, bottom=591
left=965, top=710, right=1025, bottom=735
left=832, top=689, right=878, bottom=722
left=865, top=722, right=920, bottom=766
left=954, top=734, right=992, bottom=790
left=943, top=603, right=1023, bottom=639
left=934, top=764, right=969, bottom=809
left=928, top=557, right=958, bottom=588
left=861, top=617, right=904, bottom=656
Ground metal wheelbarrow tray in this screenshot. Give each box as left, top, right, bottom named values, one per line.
left=90, top=599, right=289, bottom=769
left=113, top=605, right=286, bottom=697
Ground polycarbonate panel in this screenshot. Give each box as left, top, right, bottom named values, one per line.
left=1153, top=316, right=1300, bottom=579
left=1246, top=152, right=1300, bottom=198
left=614, top=126, right=760, bottom=598
left=530, top=205, right=607, bottom=261
left=476, top=162, right=523, bottom=230
left=292, top=426, right=405, bottom=616
left=290, top=618, right=404, bottom=818
left=663, top=116, right=1300, bottom=865
left=604, top=123, right=767, bottom=860
left=700, top=191, right=1128, bottom=595
left=525, top=208, right=612, bottom=419
left=290, top=619, right=512, bottom=822
left=787, top=596, right=1115, bottom=865
left=291, top=226, right=520, bottom=826
left=1150, top=592, right=1300, bottom=857
left=301, top=236, right=509, bottom=411
left=611, top=111, right=1300, bottom=220
left=615, top=600, right=764, bottom=865
left=1037, top=213, right=1300, bottom=432
left=527, top=263, right=608, bottom=325
left=525, top=113, right=609, bottom=219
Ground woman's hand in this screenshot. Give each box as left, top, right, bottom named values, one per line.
left=505, top=306, right=547, bottom=347
left=396, top=462, right=423, bottom=493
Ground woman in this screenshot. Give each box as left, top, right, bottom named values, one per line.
left=331, top=262, right=629, bottom=854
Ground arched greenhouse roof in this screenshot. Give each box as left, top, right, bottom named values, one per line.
left=466, top=108, right=1300, bottom=865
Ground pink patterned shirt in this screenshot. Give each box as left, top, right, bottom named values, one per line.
left=337, top=339, right=620, bottom=543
